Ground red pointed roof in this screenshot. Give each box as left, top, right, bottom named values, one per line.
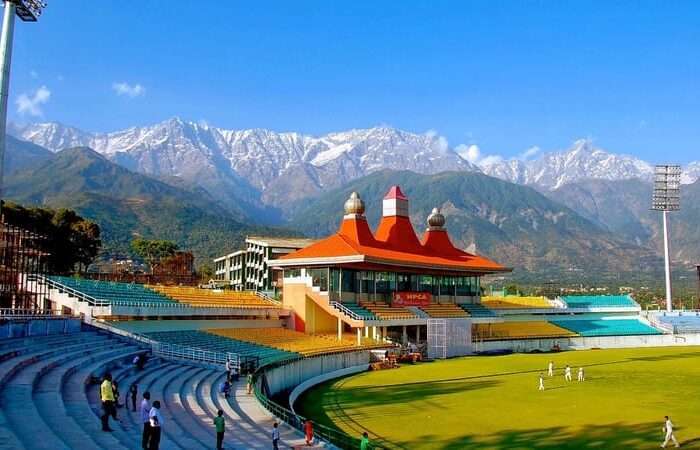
left=384, top=185, right=408, bottom=200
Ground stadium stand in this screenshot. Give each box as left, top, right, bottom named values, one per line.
left=419, top=303, right=469, bottom=318
left=360, top=302, right=418, bottom=319
left=144, top=329, right=299, bottom=366
left=473, top=321, right=577, bottom=340
left=657, top=314, right=700, bottom=333
left=150, top=285, right=279, bottom=308
left=0, top=329, right=307, bottom=450
left=206, top=327, right=389, bottom=357
left=339, top=302, right=377, bottom=320
left=48, top=276, right=175, bottom=305
left=481, top=296, right=552, bottom=309
left=560, top=295, right=638, bottom=309
left=459, top=303, right=498, bottom=317
left=550, top=319, right=661, bottom=336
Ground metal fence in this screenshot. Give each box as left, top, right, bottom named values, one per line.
left=0, top=308, right=76, bottom=319
left=152, top=341, right=241, bottom=369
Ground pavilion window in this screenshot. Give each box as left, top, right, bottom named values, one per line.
left=419, top=275, right=433, bottom=294
left=456, top=276, right=470, bottom=296
left=440, top=276, right=455, bottom=297
left=341, top=269, right=356, bottom=293
left=397, top=273, right=411, bottom=291
left=308, top=268, right=329, bottom=292
left=329, top=268, right=341, bottom=293
left=285, top=268, right=301, bottom=278
left=360, top=271, right=375, bottom=297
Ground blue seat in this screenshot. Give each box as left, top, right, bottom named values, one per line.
left=658, top=314, right=700, bottom=333
left=459, top=303, right=497, bottom=317
left=550, top=319, right=661, bottom=337
left=48, top=276, right=175, bottom=306
left=561, top=295, right=638, bottom=309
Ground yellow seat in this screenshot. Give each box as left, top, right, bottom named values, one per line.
left=473, top=321, right=576, bottom=340
left=481, top=296, right=552, bottom=309
left=148, top=285, right=279, bottom=308
left=205, top=328, right=388, bottom=356
left=420, top=303, right=469, bottom=318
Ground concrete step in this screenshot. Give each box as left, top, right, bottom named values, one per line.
left=141, top=363, right=197, bottom=450
left=178, top=367, right=225, bottom=449
left=198, top=369, right=254, bottom=449
left=0, top=339, right=127, bottom=450
left=64, top=350, right=148, bottom=450
left=160, top=365, right=208, bottom=450
left=0, top=332, right=96, bottom=351
left=35, top=345, right=139, bottom=450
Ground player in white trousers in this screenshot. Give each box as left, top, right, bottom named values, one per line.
left=548, top=361, right=554, bottom=377
left=564, top=365, right=572, bottom=381
left=538, top=374, right=545, bottom=391
left=577, top=367, right=585, bottom=382
left=661, top=416, right=680, bottom=448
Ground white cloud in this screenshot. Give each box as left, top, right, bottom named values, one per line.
left=112, top=81, right=146, bottom=98
left=16, top=85, right=51, bottom=117
left=456, top=144, right=481, bottom=163
left=518, top=146, right=540, bottom=160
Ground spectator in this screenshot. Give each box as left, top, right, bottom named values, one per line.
left=133, top=354, right=141, bottom=371
left=100, top=373, right=115, bottom=432
left=219, top=379, right=231, bottom=399
left=148, top=400, right=163, bottom=450
left=137, top=353, right=148, bottom=371
left=129, top=383, right=138, bottom=412
left=246, top=373, right=253, bottom=395
left=140, top=391, right=151, bottom=450
left=361, top=431, right=371, bottom=450
left=225, top=357, right=233, bottom=382
left=272, top=421, right=280, bottom=450
left=213, top=409, right=225, bottom=450
left=304, top=419, right=314, bottom=446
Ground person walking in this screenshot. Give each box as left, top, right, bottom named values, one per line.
left=547, top=361, right=554, bottom=377
left=214, top=409, right=225, bottom=450
left=225, top=358, right=233, bottom=382
left=100, top=373, right=116, bottom=432
left=272, top=422, right=280, bottom=450
left=246, top=373, right=253, bottom=395
left=304, top=419, right=314, bottom=446
left=538, top=373, right=545, bottom=391
left=148, top=401, right=163, bottom=450
left=129, top=383, right=138, bottom=412
left=577, top=367, right=585, bottom=382
left=564, top=365, right=572, bottom=382
left=661, top=415, right=680, bottom=448
left=140, top=391, right=151, bottom=450
left=361, top=431, right=371, bottom=450
left=112, top=379, right=122, bottom=410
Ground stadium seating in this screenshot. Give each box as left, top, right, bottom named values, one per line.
left=206, top=327, right=388, bottom=357
left=150, top=285, right=280, bottom=308
left=657, top=314, right=700, bottom=333
left=550, top=319, right=661, bottom=337
left=481, top=296, right=552, bottom=309
left=419, top=303, right=469, bottom=318
left=144, top=329, right=299, bottom=366
left=458, top=303, right=498, bottom=317
left=0, top=329, right=306, bottom=450
left=49, top=276, right=175, bottom=306
left=339, top=302, right=377, bottom=320
left=473, top=321, right=577, bottom=340
left=360, top=302, right=418, bottom=319
left=560, top=295, right=638, bottom=309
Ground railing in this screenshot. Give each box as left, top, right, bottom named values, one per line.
left=645, top=314, right=674, bottom=334
left=38, top=275, right=109, bottom=307
left=0, top=309, right=78, bottom=319
left=253, top=370, right=363, bottom=449
left=255, top=290, right=281, bottom=305
left=330, top=301, right=366, bottom=321
left=86, top=318, right=246, bottom=370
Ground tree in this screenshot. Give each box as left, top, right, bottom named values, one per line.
left=2, top=202, right=102, bottom=274
left=130, top=238, right=178, bottom=272
left=198, top=264, right=214, bottom=283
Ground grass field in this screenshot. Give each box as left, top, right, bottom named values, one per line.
left=297, top=346, right=700, bottom=449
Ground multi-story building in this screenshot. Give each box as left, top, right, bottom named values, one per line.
left=214, top=236, right=316, bottom=291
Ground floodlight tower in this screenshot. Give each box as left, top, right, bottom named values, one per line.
left=0, top=0, right=46, bottom=212
left=651, top=165, right=681, bottom=312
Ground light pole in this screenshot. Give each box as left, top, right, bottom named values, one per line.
left=0, top=0, right=46, bottom=211
left=651, top=165, right=681, bottom=312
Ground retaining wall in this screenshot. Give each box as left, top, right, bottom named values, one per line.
left=0, top=317, right=82, bottom=339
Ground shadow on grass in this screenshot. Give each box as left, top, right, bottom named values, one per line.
left=437, top=421, right=698, bottom=450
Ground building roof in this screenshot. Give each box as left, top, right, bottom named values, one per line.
left=246, top=236, right=317, bottom=249
left=274, top=187, right=510, bottom=274
left=384, top=185, right=408, bottom=200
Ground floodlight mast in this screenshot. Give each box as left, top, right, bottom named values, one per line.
left=651, top=165, right=681, bottom=312
left=0, top=0, right=45, bottom=214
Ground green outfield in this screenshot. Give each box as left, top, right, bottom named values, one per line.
left=297, top=346, right=700, bottom=449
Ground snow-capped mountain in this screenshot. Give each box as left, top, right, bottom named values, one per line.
left=10, top=119, right=478, bottom=205
left=480, top=139, right=667, bottom=190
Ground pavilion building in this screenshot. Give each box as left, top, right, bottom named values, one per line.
left=271, top=186, right=510, bottom=346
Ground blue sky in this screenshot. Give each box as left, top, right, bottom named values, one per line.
left=6, top=1, right=700, bottom=162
